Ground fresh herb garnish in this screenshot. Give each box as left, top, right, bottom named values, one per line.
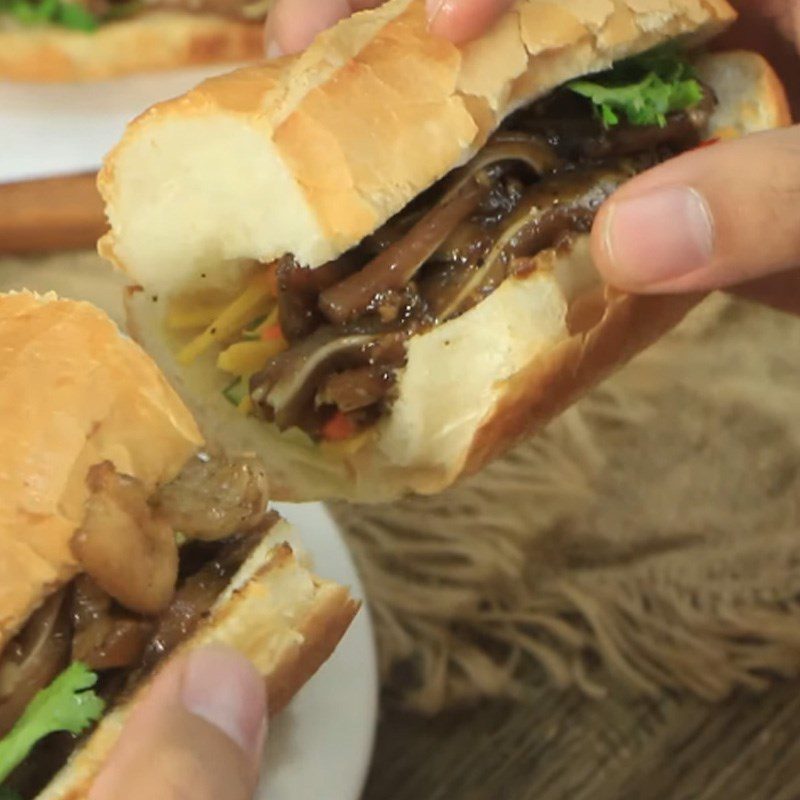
left=0, top=787, right=22, bottom=800
left=0, top=0, right=98, bottom=30
left=0, top=663, right=105, bottom=785
left=568, top=47, right=703, bottom=128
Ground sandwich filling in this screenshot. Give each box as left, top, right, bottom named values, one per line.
left=0, top=454, right=274, bottom=799
left=171, top=49, right=718, bottom=447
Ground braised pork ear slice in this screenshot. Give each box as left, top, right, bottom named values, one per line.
left=0, top=591, right=71, bottom=739
left=72, top=462, right=178, bottom=616
left=152, top=453, right=271, bottom=540
left=70, top=577, right=153, bottom=672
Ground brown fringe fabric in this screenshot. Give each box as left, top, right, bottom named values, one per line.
left=331, top=293, right=800, bottom=714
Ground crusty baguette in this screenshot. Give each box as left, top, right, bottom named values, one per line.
left=0, top=10, right=264, bottom=82
left=98, top=0, right=790, bottom=502
left=36, top=519, right=359, bottom=800
left=98, top=0, right=736, bottom=285
left=0, top=291, right=202, bottom=652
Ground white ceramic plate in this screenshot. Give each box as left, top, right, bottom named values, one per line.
left=0, top=64, right=246, bottom=183
left=0, top=262, right=379, bottom=800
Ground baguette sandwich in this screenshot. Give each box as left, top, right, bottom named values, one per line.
left=0, top=291, right=357, bottom=799
left=98, top=0, right=791, bottom=502
left=0, top=0, right=271, bottom=82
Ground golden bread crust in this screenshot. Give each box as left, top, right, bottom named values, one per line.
left=463, top=289, right=704, bottom=478
left=0, top=11, right=263, bottom=82
left=98, top=0, right=736, bottom=280
left=0, top=292, right=202, bottom=651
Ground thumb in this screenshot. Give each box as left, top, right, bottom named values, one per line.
left=90, top=646, right=267, bottom=800
left=591, top=126, right=800, bottom=293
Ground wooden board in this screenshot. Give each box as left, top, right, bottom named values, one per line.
left=0, top=173, right=106, bottom=254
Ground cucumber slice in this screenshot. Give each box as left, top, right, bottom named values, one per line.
left=222, top=377, right=248, bottom=406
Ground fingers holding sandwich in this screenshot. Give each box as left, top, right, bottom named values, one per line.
left=265, top=0, right=513, bottom=56
left=592, top=126, right=800, bottom=301
left=90, top=646, right=267, bottom=800
left=265, top=0, right=382, bottom=58
left=426, top=0, right=515, bottom=43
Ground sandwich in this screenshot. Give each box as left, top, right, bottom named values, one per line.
left=97, top=0, right=791, bottom=502
left=0, top=291, right=357, bottom=799
left=0, top=0, right=271, bottom=81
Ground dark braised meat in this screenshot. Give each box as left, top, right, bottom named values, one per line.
left=0, top=516, right=278, bottom=799
left=0, top=591, right=70, bottom=738
left=256, top=87, right=715, bottom=439
left=153, top=453, right=271, bottom=541
left=125, top=522, right=275, bottom=689
left=70, top=576, right=153, bottom=671
left=72, top=461, right=178, bottom=616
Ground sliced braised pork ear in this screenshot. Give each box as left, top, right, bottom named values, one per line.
left=72, top=462, right=178, bottom=616
left=71, top=576, right=153, bottom=671
left=0, top=590, right=70, bottom=738
left=126, top=524, right=276, bottom=689
left=318, top=180, right=490, bottom=325
left=152, top=454, right=271, bottom=541
left=251, top=328, right=385, bottom=432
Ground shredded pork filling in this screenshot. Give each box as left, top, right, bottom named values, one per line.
left=0, top=454, right=274, bottom=798
left=244, top=86, right=715, bottom=440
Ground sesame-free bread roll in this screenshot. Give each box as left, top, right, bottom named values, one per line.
left=98, top=0, right=790, bottom=502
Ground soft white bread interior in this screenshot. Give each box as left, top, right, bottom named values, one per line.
left=122, top=48, right=789, bottom=502
left=98, top=0, right=738, bottom=289
left=37, top=518, right=359, bottom=800
left=0, top=291, right=202, bottom=653
left=0, top=11, right=264, bottom=82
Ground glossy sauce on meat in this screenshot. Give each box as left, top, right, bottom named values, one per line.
left=250, top=87, right=715, bottom=439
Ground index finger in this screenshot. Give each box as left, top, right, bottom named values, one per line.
left=265, top=0, right=382, bottom=57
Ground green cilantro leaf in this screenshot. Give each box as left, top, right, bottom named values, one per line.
left=0, top=788, right=22, bottom=800
left=567, top=47, right=704, bottom=128
left=0, top=663, right=105, bottom=785
left=56, top=1, right=98, bottom=29
left=0, top=0, right=98, bottom=30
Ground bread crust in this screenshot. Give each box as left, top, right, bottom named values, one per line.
left=0, top=10, right=264, bottom=82
left=98, top=0, right=736, bottom=285
left=463, top=289, right=704, bottom=478
left=0, top=291, right=202, bottom=650
left=36, top=522, right=359, bottom=799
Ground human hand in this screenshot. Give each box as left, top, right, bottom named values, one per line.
left=591, top=0, right=800, bottom=310
left=89, top=646, right=267, bottom=800
left=264, top=0, right=514, bottom=57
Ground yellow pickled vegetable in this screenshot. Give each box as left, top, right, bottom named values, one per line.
left=178, top=275, right=274, bottom=365
left=217, top=339, right=287, bottom=375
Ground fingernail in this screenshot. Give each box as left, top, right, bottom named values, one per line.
left=265, top=38, right=282, bottom=59
left=182, top=646, right=267, bottom=761
left=426, top=0, right=447, bottom=25
left=603, top=187, right=714, bottom=287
